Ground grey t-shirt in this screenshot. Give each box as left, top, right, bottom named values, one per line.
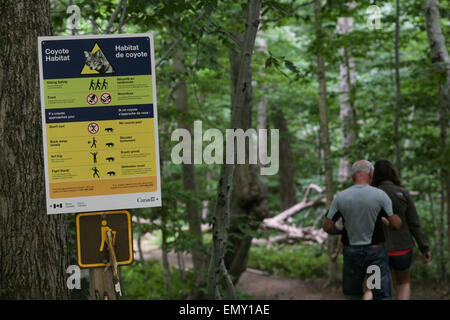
left=326, top=184, right=394, bottom=246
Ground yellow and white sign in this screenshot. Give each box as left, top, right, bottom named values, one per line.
left=38, top=34, right=161, bottom=214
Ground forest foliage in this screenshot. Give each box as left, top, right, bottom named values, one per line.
left=47, top=0, right=450, bottom=299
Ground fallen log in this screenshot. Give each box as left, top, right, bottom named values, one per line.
left=252, top=227, right=328, bottom=245
left=266, top=183, right=325, bottom=224
left=255, top=183, right=327, bottom=244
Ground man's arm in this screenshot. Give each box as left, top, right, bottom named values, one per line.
left=323, top=196, right=342, bottom=234
left=387, top=214, right=402, bottom=230
left=379, top=191, right=402, bottom=230
left=323, top=218, right=343, bottom=235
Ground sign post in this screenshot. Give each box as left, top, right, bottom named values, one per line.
left=76, top=210, right=132, bottom=299
left=38, top=34, right=161, bottom=299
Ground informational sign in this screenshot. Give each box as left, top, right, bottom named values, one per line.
left=38, top=34, right=161, bottom=214
left=76, top=210, right=133, bottom=268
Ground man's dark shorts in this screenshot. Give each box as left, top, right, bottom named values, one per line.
left=342, top=244, right=392, bottom=300
left=389, top=250, right=413, bottom=272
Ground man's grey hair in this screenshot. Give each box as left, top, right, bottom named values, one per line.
left=351, top=160, right=374, bottom=176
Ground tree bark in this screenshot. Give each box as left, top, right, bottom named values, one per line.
left=425, top=0, right=450, bottom=282
left=155, top=81, right=172, bottom=297
left=224, top=28, right=269, bottom=283
left=161, top=212, right=172, bottom=296
left=337, top=3, right=358, bottom=183
left=173, top=49, right=209, bottom=299
left=173, top=50, right=206, bottom=271
left=271, top=107, right=298, bottom=210
left=0, top=0, right=70, bottom=299
left=394, top=0, right=402, bottom=175
left=104, top=0, right=125, bottom=34
left=207, top=0, right=262, bottom=299
left=222, top=29, right=271, bottom=284
left=314, top=0, right=337, bottom=282
left=256, top=34, right=269, bottom=162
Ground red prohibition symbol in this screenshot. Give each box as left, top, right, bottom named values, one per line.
left=101, top=92, right=112, bottom=104
left=88, top=122, right=100, bottom=134
left=87, top=93, right=98, bottom=105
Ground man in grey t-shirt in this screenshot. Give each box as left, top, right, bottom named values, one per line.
left=323, top=160, right=402, bottom=300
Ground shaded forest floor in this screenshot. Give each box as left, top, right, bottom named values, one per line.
left=134, top=238, right=448, bottom=300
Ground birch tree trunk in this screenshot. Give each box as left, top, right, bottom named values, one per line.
left=337, top=3, right=357, bottom=183
left=207, top=0, right=262, bottom=299
left=257, top=35, right=269, bottom=161
left=425, top=0, right=450, bottom=283
left=0, top=0, right=70, bottom=299
left=314, top=0, right=337, bottom=282
left=394, top=0, right=402, bottom=175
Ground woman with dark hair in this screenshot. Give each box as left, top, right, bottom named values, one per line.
left=370, top=159, right=431, bottom=300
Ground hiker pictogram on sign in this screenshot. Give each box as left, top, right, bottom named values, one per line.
left=91, top=166, right=100, bottom=178
left=89, top=137, right=97, bottom=148
left=99, top=220, right=116, bottom=252
left=90, top=152, right=98, bottom=163
left=89, top=79, right=109, bottom=90
left=80, top=42, right=115, bottom=75
left=87, top=93, right=98, bottom=105
left=75, top=210, right=133, bottom=268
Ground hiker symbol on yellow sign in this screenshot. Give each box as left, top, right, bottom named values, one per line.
left=76, top=210, right=133, bottom=268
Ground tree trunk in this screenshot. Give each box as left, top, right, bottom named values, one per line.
left=314, top=0, right=336, bottom=282
left=173, top=50, right=206, bottom=271
left=425, top=0, right=450, bottom=282
left=136, top=217, right=145, bottom=262
left=271, top=107, right=298, bottom=210
left=394, top=0, right=402, bottom=175
left=0, top=0, right=70, bottom=299
left=173, top=49, right=209, bottom=299
left=222, top=30, right=271, bottom=284
left=161, top=212, right=172, bottom=296
left=256, top=34, right=269, bottom=162
left=224, top=26, right=269, bottom=283
left=156, top=85, right=172, bottom=296
left=337, top=3, right=357, bottom=183
left=207, top=0, right=262, bottom=299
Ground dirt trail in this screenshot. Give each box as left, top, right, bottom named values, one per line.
left=135, top=238, right=343, bottom=300
left=133, top=236, right=447, bottom=300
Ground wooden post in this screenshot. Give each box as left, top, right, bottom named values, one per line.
left=76, top=211, right=131, bottom=299
left=89, top=267, right=118, bottom=300
left=89, top=229, right=122, bottom=300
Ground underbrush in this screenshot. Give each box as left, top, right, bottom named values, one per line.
left=409, top=250, right=440, bottom=283
left=121, top=259, right=256, bottom=299
left=247, top=243, right=334, bottom=279
left=248, top=243, right=443, bottom=284
left=121, top=259, right=195, bottom=299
